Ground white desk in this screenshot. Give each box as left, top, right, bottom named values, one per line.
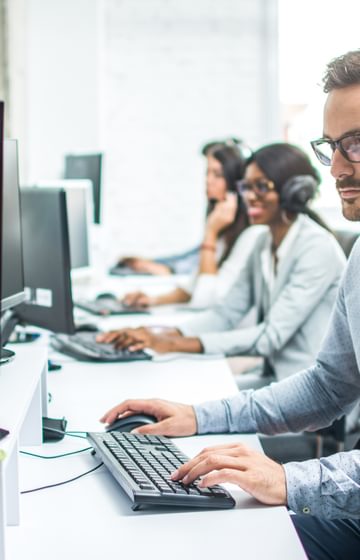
left=3, top=334, right=306, bottom=560
left=7, top=435, right=306, bottom=560
left=0, top=345, right=47, bottom=560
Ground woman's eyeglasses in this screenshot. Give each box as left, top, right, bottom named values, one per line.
left=311, top=133, right=360, bottom=166
left=236, top=179, right=275, bottom=197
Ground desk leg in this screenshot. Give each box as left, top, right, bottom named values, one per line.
left=5, top=441, right=19, bottom=526
left=41, top=361, right=48, bottom=418
left=0, top=462, right=6, bottom=560
left=20, top=378, right=43, bottom=447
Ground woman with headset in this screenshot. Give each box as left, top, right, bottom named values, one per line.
left=98, top=143, right=346, bottom=387
left=122, top=140, right=265, bottom=309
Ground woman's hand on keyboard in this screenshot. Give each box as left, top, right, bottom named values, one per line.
left=100, top=398, right=198, bottom=437
left=171, top=442, right=287, bottom=506
left=96, top=327, right=172, bottom=352
left=96, top=327, right=201, bottom=354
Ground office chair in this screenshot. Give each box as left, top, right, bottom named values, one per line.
left=334, top=230, right=359, bottom=258
left=313, top=416, right=346, bottom=458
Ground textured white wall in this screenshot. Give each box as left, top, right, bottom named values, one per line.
left=10, top=0, right=280, bottom=266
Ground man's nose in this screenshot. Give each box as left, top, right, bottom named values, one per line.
left=330, top=148, right=354, bottom=181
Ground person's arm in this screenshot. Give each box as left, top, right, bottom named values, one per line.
left=154, top=246, right=200, bottom=275
left=123, top=287, right=191, bottom=308
left=284, top=451, right=360, bottom=518
left=190, top=225, right=266, bottom=308
left=120, top=257, right=172, bottom=275
left=198, top=193, right=238, bottom=274
left=149, top=287, right=191, bottom=306
left=179, top=253, right=256, bottom=342
left=97, top=326, right=203, bottom=353
left=188, top=231, right=345, bottom=357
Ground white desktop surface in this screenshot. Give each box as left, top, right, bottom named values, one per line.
left=45, top=354, right=238, bottom=431
left=4, top=336, right=306, bottom=560
left=3, top=280, right=306, bottom=560
left=7, top=434, right=306, bottom=560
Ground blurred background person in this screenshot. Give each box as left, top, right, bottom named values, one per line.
left=123, top=139, right=265, bottom=309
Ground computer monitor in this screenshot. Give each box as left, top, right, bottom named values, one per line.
left=1, top=140, right=25, bottom=312
left=0, top=101, right=4, bottom=321
left=64, top=153, right=103, bottom=224
left=1, top=137, right=26, bottom=361
left=34, top=180, right=91, bottom=270
left=65, top=183, right=91, bottom=269
left=16, top=187, right=76, bottom=335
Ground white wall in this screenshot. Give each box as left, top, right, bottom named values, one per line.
left=9, top=0, right=280, bottom=265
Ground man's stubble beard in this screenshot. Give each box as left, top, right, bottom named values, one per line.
left=341, top=199, right=360, bottom=221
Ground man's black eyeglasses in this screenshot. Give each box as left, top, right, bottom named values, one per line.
left=311, top=133, right=360, bottom=166
left=236, top=179, right=275, bottom=197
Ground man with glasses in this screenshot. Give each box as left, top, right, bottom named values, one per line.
left=102, top=50, right=360, bottom=559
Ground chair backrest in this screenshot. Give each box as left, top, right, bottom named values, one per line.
left=334, top=230, right=359, bottom=258
left=316, top=416, right=346, bottom=443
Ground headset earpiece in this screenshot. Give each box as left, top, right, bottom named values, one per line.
left=280, top=175, right=318, bottom=213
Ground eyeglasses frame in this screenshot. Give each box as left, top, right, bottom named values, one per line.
left=311, top=132, right=360, bottom=166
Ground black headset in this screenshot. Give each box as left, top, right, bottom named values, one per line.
left=280, top=175, right=318, bottom=213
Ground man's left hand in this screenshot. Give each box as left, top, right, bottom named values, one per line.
left=171, top=442, right=287, bottom=506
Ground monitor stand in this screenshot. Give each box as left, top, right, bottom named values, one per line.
left=1, top=310, right=19, bottom=364
left=0, top=347, right=15, bottom=365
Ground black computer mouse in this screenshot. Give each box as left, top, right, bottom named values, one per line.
left=96, top=292, right=117, bottom=300
left=105, top=414, right=157, bottom=433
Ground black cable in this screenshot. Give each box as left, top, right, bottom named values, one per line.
left=21, top=462, right=104, bottom=494
left=20, top=447, right=92, bottom=459
left=44, top=427, right=88, bottom=439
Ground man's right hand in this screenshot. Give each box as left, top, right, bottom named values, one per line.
left=100, top=398, right=198, bottom=437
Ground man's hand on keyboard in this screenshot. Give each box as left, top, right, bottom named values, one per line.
left=100, top=398, right=197, bottom=437
left=171, top=442, right=287, bottom=506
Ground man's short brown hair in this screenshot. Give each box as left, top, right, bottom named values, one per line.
left=323, top=50, right=360, bottom=93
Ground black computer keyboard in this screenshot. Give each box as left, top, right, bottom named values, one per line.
left=74, top=297, right=150, bottom=316
left=50, top=332, right=152, bottom=362
left=87, top=431, right=235, bottom=510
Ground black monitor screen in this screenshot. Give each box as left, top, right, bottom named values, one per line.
left=64, top=153, right=102, bottom=224
left=1, top=139, right=25, bottom=312
left=16, top=187, right=75, bottom=334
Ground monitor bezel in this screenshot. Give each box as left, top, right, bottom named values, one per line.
left=64, top=153, right=103, bottom=224
left=1, top=136, right=26, bottom=313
